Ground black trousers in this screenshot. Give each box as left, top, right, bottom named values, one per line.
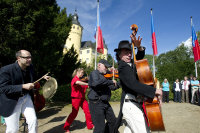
left=174, top=91, right=181, bottom=103
left=162, top=91, right=169, bottom=103
left=89, top=100, right=116, bottom=133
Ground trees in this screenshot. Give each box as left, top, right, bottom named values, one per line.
left=145, top=44, right=195, bottom=83
left=0, top=0, right=75, bottom=85
left=156, top=44, right=194, bottom=82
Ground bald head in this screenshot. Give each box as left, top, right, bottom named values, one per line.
left=16, top=50, right=31, bottom=59
left=16, top=50, right=32, bottom=70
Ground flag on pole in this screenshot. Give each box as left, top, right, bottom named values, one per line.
left=96, top=0, right=104, bottom=54
left=191, top=24, right=200, bottom=62
left=151, top=9, right=158, bottom=56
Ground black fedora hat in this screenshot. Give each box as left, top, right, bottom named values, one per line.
left=114, top=40, right=132, bottom=52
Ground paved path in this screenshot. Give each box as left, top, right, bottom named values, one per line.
left=1, top=102, right=200, bottom=133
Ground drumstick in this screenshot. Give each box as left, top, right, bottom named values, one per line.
left=33, top=72, right=50, bottom=84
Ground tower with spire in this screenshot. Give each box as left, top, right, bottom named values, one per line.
left=63, top=9, right=108, bottom=66
left=63, top=9, right=83, bottom=56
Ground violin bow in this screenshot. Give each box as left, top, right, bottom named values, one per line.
left=112, top=56, right=115, bottom=80
left=33, top=72, right=50, bottom=84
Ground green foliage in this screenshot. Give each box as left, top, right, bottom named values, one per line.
left=0, top=0, right=76, bottom=85
left=107, top=54, right=118, bottom=68
left=51, top=83, right=71, bottom=102
left=156, top=44, right=194, bottom=82
left=79, top=62, right=94, bottom=76
left=56, top=46, right=81, bottom=85
left=110, top=88, right=122, bottom=101
left=86, top=88, right=122, bottom=102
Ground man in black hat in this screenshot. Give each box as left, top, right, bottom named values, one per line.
left=113, top=39, right=162, bottom=133
left=88, top=59, right=119, bottom=133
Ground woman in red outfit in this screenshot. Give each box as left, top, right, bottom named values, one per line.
left=63, top=68, right=93, bottom=133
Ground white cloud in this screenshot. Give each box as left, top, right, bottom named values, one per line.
left=179, top=37, right=192, bottom=48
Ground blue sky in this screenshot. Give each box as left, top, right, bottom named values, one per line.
left=56, top=0, right=200, bottom=57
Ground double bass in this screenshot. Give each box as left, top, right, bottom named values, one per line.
left=130, top=24, right=165, bottom=131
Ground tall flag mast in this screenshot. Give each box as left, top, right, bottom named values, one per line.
left=95, top=0, right=104, bottom=69
left=191, top=16, right=200, bottom=77
left=151, top=8, right=158, bottom=78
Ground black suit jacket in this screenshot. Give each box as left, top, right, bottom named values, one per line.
left=113, top=49, right=156, bottom=133
left=0, top=62, right=34, bottom=117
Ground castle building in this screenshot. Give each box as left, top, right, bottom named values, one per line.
left=63, top=10, right=108, bottom=66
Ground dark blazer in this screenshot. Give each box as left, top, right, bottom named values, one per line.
left=113, top=49, right=156, bottom=133
left=88, top=70, right=118, bottom=101
left=0, top=62, right=34, bottom=117
left=118, top=60, right=156, bottom=98
left=173, top=82, right=182, bottom=92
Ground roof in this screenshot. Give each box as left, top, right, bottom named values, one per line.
left=81, top=41, right=108, bottom=50
left=81, top=41, right=95, bottom=49
left=72, top=10, right=82, bottom=27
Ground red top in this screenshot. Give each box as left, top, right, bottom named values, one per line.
left=71, top=75, right=88, bottom=98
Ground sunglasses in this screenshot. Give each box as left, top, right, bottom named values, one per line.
left=20, top=56, right=32, bottom=59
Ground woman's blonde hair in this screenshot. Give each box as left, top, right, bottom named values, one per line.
left=72, top=68, right=84, bottom=77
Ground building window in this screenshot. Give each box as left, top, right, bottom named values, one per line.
left=87, top=50, right=90, bottom=53
left=73, top=26, right=75, bottom=29
left=80, top=51, right=82, bottom=54
left=69, top=38, right=71, bottom=41
left=80, top=59, right=82, bottom=63
left=86, top=58, right=89, bottom=63
left=77, top=27, right=79, bottom=30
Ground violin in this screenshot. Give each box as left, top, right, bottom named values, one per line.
left=104, top=56, right=119, bottom=79
left=79, top=73, right=89, bottom=82
left=80, top=76, right=89, bottom=82
left=104, top=68, right=119, bottom=79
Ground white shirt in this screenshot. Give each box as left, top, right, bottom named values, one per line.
left=175, top=82, right=180, bottom=92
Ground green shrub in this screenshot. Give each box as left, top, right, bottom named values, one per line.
left=51, top=84, right=71, bottom=102
left=169, top=83, right=174, bottom=101
left=85, top=88, right=122, bottom=102
left=110, top=88, right=122, bottom=101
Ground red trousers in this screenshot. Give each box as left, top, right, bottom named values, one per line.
left=63, top=98, right=93, bottom=130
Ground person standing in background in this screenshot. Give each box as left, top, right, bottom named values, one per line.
left=162, top=78, right=170, bottom=103
left=181, top=76, right=190, bottom=103
left=173, top=79, right=182, bottom=103
left=188, top=75, right=193, bottom=103
left=190, top=77, right=199, bottom=104
left=1, top=116, right=5, bottom=125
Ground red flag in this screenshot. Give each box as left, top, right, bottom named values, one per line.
left=96, top=0, right=104, bottom=54
left=97, top=27, right=104, bottom=53
left=151, top=10, right=158, bottom=55
left=192, top=25, right=200, bottom=62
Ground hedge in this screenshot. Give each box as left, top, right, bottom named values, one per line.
left=51, top=83, right=174, bottom=102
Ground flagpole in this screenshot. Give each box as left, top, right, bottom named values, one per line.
left=95, top=0, right=99, bottom=70
left=151, top=8, right=156, bottom=78
left=191, top=16, right=198, bottom=77
left=153, top=54, right=155, bottom=78
left=195, top=62, right=198, bottom=77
